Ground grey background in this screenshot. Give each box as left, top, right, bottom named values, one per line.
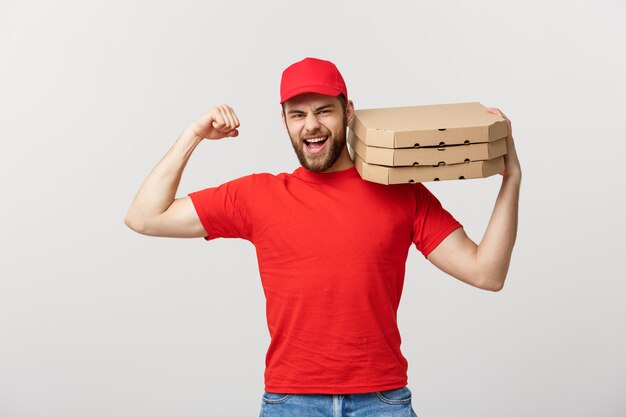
left=1, top=0, right=625, bottom=416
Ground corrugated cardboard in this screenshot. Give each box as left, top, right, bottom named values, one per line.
left=351, top=102, right=507, bottom=148
left=348, top=130, right=507, bottom=167
left=352, top=152, right=505, bottom=185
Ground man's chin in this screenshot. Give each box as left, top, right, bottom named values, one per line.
left=295, top=149, right=327, bottom=172
left=302, top=159, right=331, bottom=173
left=293, top=137, right=345, bottom=173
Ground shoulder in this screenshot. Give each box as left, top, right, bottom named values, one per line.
left=246, top=171, right=292, bottom=186
left=414, top=182, right=437, bottom=199
left=214, top=171, right=285, bottom=186
left=211, top=171, right=294, bottom=196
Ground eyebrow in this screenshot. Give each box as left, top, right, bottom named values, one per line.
left=287, top=103, right=335, bottom=115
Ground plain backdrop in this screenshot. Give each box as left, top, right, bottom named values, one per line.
left=1, top=1, right=625, bottom=416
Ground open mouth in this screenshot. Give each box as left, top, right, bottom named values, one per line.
left=303, top=136, right=328, bottom=154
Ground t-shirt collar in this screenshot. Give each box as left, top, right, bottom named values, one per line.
left=293, top=165, right=359, bottom=184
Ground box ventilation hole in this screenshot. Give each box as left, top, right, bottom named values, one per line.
left=408, top=179, right=415, bottom=183
left=413, top=162, right=419, bottom=166
left=464, top=140, right=470, bottom=144
left=438, top=128, right=446, bottom=131
left=433, top=178, right=440, bottom=181
left=459, top=176, right=466, bottom=180
left=413, top=143, right=420, bottom=148
left=437, top=161, right=446, bottom=167
left=464, top=158, right=470, bottom=163
left=438, top=141, right=445, bottom=147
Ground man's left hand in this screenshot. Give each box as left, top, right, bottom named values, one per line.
left=487, top=107, right=522, bottom=181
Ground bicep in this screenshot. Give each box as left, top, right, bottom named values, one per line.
left=140, top=196, right=207, bottom=238
left=426, top=227, right=483, bottom=288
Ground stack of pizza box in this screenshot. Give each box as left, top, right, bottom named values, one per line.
left=348, top=102, right=508, bottom=184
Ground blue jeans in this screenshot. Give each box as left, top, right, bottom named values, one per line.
left=259, top=386, right=419, bottom=417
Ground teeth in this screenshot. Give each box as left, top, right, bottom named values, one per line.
left=305, top=137, right=326, bottom=143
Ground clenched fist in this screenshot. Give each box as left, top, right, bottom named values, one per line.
left=187, top=104, right=240, bottom=140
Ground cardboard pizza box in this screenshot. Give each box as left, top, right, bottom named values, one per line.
left=350, top=102, right=508, bottom=149
left=352, top=152, right=505, bottom=185
left=348, top=130, right=507, bottom=167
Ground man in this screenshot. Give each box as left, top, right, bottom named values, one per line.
left=124, top=57, right=521, bottom=417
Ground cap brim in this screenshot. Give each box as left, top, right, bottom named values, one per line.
left=280, top=85, right=344, bottom=104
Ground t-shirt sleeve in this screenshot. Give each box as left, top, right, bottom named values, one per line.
left=187, top=175, right=254, bottom=242
left=412, top=183, right=462, bottom=258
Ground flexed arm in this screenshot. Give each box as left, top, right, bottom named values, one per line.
left=427, top=108, right=521, bottom=291
left=124, top=105, right=240, bottom=237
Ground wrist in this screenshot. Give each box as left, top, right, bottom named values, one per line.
left=503, top=170, right=522, bottom=186
left=172, top=129, right=203, bottom=159
left=180, top=127, right=204, bottom=144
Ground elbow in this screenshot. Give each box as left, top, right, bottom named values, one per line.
left=124, top=215, right=146, bottom=234
left=484, top=280, right=505, bottom=292
left=479, top=272, right=506, bottom=292
left=474, top=257, right=510, bottom=292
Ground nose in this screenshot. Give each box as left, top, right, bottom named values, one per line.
left=303, top=112, right=321, bottom=132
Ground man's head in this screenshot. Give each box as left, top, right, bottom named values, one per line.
left=280, top=58, right=354, bottom=173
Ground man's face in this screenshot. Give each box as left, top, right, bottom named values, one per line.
left=282, top=93, right=353, bottom=173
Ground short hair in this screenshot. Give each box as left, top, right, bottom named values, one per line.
left=336, top=94, right=347, bottom=112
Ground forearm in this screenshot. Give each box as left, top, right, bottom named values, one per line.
left=124, top=129, right=203, bottom=228
left=476, top=173, right=521, bottom=290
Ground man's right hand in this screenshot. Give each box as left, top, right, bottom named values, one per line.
left=187, top=104, right=241, bottom=140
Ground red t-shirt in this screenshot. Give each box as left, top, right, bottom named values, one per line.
left=188, top=166, right=461, bottom=394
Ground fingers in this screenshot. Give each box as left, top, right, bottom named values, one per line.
left=211, top=105, right=230, bottom=131
left=487, top=107, right=511, bottom=125
left=486, top=106, right=520, bottom=178
left=218, top=105, right=233, bottom=129
left=486, top=107, right=505, bottom=119
left=211, top=104, right=241, bottom=137
left=486, top=106, right=513, bottom=137
left=224, top=105, right=240, bottom=129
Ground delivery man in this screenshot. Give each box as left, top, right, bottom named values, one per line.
left=124, top=57, right=521, bottom=417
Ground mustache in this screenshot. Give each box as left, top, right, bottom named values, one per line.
left=300, top=130, right=329, bottom=140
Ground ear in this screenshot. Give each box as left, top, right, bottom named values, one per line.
left=280, top=110, right=288, bottom=132
left=346, top=99, right=355, bottom=126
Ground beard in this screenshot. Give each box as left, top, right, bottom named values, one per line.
left=287, top=115, right=348, bottom=173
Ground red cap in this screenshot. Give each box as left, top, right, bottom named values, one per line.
left=280, top=57, right=348, bottom=104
